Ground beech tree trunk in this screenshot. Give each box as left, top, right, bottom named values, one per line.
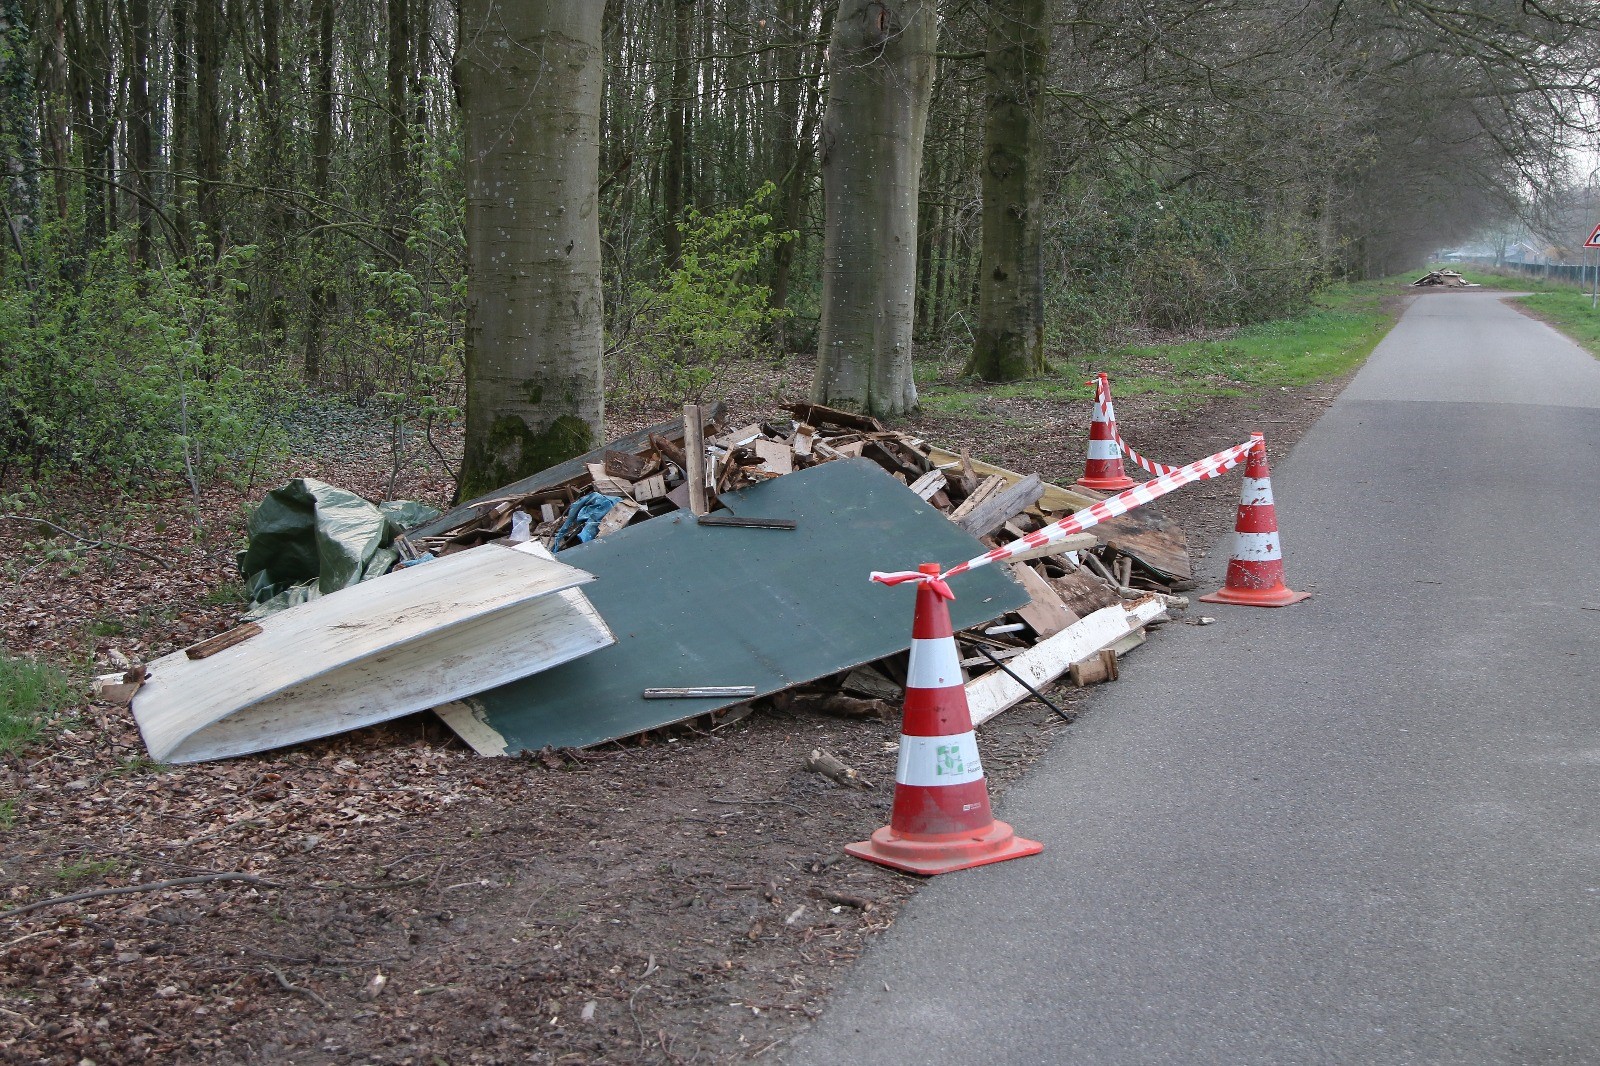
left=193, top=0, right=222, bottom=252
left=663, top=0, right=692, bottom=267
left=458, top=0, right=605, bottom=501
left=811, top=0, right=937, bottom=417
left=303, top=0, right=335, bottom=381
left=124, top=0, right=152, bottom=263
left=967, top=0, right=1049, bottom=381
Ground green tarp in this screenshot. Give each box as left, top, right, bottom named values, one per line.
left=238, top=478, right=439, bottom=615
left=437, top=459, right=1029, bottom=753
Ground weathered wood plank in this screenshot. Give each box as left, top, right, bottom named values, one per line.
left=753, top=438, right=794, bottom=475
left=1008, top=562, right=1079, bottom=638
left=956, top=474, right=1045, bottom=538
left=684, top=403, right=709, bottom=516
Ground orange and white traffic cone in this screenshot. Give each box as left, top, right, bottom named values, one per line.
left=1199, top=434, right=1311, bottom=608
left=1075, top=372, right=1137, bottom=491
left=847, top=564, right=1043, bottom=876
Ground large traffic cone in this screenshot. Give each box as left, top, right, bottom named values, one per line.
left=847, top=564, right=1043, bottom=876
left=1199, top=434, right=1311, bottom=607
left=1075, top=372, right=1137, bottom=491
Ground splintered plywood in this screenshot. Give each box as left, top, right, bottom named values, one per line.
left=434, top=459, right=1029, bottom=755
left=131, top=543, right=613, bottom=763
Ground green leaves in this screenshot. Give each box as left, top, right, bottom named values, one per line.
left=0, top=226, right=285, bottom=488
left=609, top=183, right=795, bottom=402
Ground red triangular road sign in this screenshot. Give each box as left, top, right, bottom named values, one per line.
left=1586, top=222, right=1600, bottom=248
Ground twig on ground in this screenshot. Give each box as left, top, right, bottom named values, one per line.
left=263, top=961, right=332, bottom=1010
left=0, top=514, right=172, bottom=567
left=0, top=873, right=283, bottom=921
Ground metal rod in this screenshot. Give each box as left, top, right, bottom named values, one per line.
left=973, top=645, right=1069, bottom=721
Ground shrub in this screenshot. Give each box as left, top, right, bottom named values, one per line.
left=607, top=183, right=794, bottom=401
left=0, top=228, right=287, bottom=488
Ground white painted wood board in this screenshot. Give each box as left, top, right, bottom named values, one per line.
left=130, top=543, right=613, bottom=763
left=968, top=597, right=1167, bottom=727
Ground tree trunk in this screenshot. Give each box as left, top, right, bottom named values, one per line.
left=458, top=0, right=605, bottom=501
left=967, top=0, right=1050, bottom=381
left=66, top=0, right=114, bottom=248
left=0, top=0, right=40, bottom=271
left=303, top=0, right=335, bottom=381
left=169, top=0, right=191, bottom=253
left=45, top=0, right=72, bottom=224
left=663, top=0, right=692, bottom=267
left=769, top=0, right=831, bottom=339
left=124, top=0, right=153, bottom=263
left=386, top=0, right=408, bottom=252
left=811, top=0, right=937, bottom=417
left=193, top=0, right=222, bottom=253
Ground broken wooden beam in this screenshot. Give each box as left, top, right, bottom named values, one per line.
left=1068, top=648, right=1119, bottom=687
left=784, top=402, right=886, bottom=434
left=907, top=469, right=947, bottom=501
left=184, top=623, right=263, bottom=661
left=956, top=474, right=1045, bottom=538
left=947, top=474, right=1007, bottom=523
left=683, top=403, right=709, bottom=517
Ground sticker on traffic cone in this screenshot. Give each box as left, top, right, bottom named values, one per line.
left=848, top=564, right=1043, bottom=876
left=1075, top=372, right=1137, bottom=491
left=1199, top=434, right=1311, bottom=607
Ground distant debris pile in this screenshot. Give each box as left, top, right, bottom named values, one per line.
left=1411, top=269, right=1481, bottom=288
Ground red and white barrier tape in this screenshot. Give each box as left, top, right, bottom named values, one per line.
left=1096, top=375, right=1179, bottom=476
left=940, top=433, right=1261, bottom=579
left=870, top=570, right=955, bottom=600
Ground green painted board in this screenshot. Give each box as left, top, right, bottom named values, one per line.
left=434, top=459, right=1028, bottom=754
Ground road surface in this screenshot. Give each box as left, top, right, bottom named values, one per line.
left=789, top=292, right=1600, bottom=1064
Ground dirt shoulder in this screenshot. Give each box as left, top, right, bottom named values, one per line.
left=3, top=345, right=1374, bottom=1064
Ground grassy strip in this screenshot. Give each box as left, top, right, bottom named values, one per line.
left=0, top=651, right=78, bottom=758
left=917, top=277, right=1405, bottom=416
left=1512, top=289, right=1600, bottom=359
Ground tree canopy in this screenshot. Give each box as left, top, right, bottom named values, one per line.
left=3, top=0, right=1598, bottom=485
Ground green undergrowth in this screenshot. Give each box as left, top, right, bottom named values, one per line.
left=918, top=276, right=1403, bottom=415
left=0, top=652, right=78, bottom=758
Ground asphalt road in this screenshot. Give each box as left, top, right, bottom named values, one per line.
left=788, top=292, right=1600, bottom=1065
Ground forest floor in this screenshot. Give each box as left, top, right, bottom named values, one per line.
left=0, top=301, right=1404, bottom=1064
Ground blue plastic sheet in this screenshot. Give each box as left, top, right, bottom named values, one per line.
left=552, top=492, right=619, bottom=550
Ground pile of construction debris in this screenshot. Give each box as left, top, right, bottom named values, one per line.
left=113, top=400, right=1189, bottom=765
left=402, top=401, right=1187, bottom=754
left=1411, top=269, right=1480, bottom=288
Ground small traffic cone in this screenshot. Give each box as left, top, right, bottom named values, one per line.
left=847, top=564, right=1042, bottom=876
left=1075, top=372, right=1137, bottom=491
left=1199, top=434, right=1311, bottom=608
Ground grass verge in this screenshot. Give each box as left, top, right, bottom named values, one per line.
left=917, top=276, right=1405, bottom=414
left=0, top=651, right=78, bottom=757
left=1511, top=288, right=1600, bottom=358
